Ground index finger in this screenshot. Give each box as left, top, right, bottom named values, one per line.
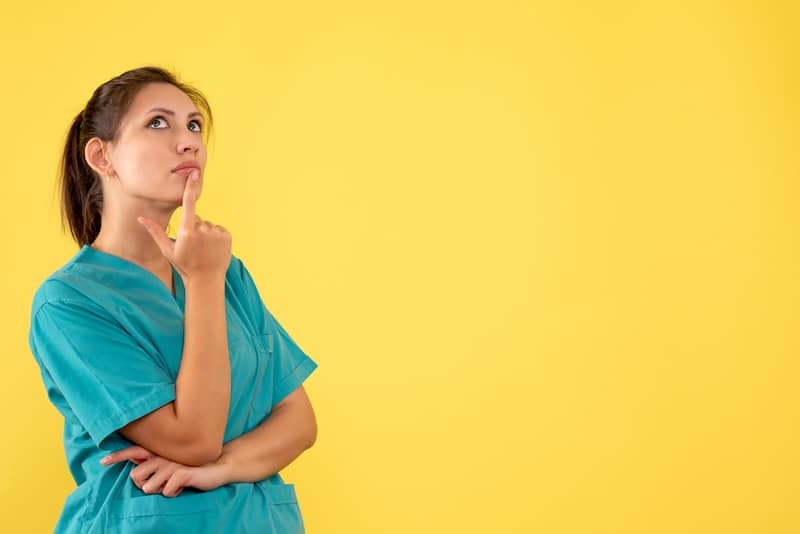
left=181, top=169, right=199, bottom=227
left=100, top=445, right=153, bottom=466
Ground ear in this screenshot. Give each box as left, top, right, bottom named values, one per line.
left=84, top=137, right=116, bottom=178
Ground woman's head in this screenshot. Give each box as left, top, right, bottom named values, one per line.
left=60, top=66, right=214, bottom=246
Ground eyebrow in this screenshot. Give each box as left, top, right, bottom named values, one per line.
left=146, top=107, right=203, bottom=120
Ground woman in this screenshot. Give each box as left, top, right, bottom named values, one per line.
left=27, top=66, right=319, bottom=533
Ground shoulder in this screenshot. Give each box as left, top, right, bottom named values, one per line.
left=224, top=252, right=249, bottom=292
left=227, top=252, right=246, bottom=279
left=225, top=253, right=270, bottom=324
left=226, top=252, right=262, bottom=293
left=30, top=265, right=94, bottom=319
left=30, top=245, right=103, bottom=315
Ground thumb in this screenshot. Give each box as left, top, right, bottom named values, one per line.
left=137, top=216, right=175, bottom=259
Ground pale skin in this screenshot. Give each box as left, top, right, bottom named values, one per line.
left=86, top=82, right=317, bottom=497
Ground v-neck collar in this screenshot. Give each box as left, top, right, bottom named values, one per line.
left=78, top=244, right=184, bottom=307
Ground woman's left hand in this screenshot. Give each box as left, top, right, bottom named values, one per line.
left=100, top=445, right=230, bottom=497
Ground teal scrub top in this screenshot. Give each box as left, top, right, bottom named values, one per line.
left=28, top=244, right=318, bottom=533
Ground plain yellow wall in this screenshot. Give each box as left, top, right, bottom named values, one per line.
left=1, top=1, right=798, bottom=532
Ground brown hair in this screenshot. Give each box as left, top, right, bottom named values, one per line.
left=59, top=65, right=214, bottom=246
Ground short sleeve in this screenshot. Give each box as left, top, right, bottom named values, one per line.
left=28, top=299, right=176, bottom=449
left=237, top=259, right=318, bottom=408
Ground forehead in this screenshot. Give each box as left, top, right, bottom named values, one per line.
left=128, top=82, right=197, bottom=114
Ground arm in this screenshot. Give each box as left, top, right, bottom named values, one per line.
left=215, top=385, right=317, bottom=484
left=118, top=276, right=230, bottom=466
left=121, top=172, right=233, bottom=467
left=175, top=276, right=230, bottom=458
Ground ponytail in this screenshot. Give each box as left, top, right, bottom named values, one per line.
left=59, top=109, right=103, bottom=246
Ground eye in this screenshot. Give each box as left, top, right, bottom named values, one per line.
left=148, top=116, right=168, bottom=129
left=148, top=115, right=203, bottom=133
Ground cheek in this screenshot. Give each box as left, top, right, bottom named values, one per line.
left=116, top=149, right=170, bottom=185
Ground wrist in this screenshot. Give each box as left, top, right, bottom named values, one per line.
left=213, top=447, right=239, bottom=485
left=183, top=274, right=226, bottom=291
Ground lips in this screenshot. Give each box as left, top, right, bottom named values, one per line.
left=172, top=162, right=200, bottom=172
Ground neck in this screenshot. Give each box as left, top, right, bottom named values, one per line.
left=90, top=200, right=177, bottom=271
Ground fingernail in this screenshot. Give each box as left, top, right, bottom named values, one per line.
left=100, top=455, right=111, bottom=464
left=192, top=170, right=199, bottom=182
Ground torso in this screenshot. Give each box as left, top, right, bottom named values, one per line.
left=137, top=262, right=174, bottom=297
left=155, top=269, right=175, bottom=297
left=88, top=243, right=175, bottom=297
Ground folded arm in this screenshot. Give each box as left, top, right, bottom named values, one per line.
left=215, top=385, right=317, bottom=484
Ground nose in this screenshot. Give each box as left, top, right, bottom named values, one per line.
left=176, top=129, right=202, bottom=155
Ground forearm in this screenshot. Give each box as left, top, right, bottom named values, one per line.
left=216, top=404, right=316, bottom=484
left=174, top=277, right=230, bottom=456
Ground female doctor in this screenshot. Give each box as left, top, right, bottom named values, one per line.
left=28, top=66, right=318, bottom=533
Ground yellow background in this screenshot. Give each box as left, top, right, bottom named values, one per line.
left=1, top=1, right=798, bottom=532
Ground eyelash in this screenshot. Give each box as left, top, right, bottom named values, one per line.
left=148, top=115, right=203, bottom=132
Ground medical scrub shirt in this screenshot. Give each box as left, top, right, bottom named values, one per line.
left=27, top=244, right=318, bottom=533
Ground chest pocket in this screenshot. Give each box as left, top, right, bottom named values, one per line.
left=223, top=331, right=272, bottom=433
left=252, top=332, right=273, bottom=359
left=234, top=332, right=272, bottom=380
left=243, top=332, right=274, bottom=423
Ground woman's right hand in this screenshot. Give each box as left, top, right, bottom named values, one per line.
left=137, top=169, right=232, bottom=283
left=101, top=444, right=229, bottom=497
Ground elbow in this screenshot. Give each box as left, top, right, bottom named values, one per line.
left=180, top=440, right=222, bottom=467
left=174, top=430, right=223, bottom=466
left=200, top=439, right=224, bottom=465
left=306, top=418, right=318, bottom=449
